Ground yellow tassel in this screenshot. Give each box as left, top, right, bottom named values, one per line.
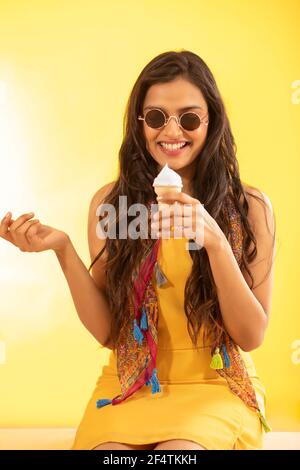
left=258, top=410, right=272, bottom=433
left=210, top=347, right=223, bottom=369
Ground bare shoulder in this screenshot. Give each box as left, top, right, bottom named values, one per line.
left=240, top=184, right=276, bottom=319
left=88, top=180, right=117, bottom=292
left=241, top=183, right=275, bottom=236
left=89, top=181, right=117, bottom=211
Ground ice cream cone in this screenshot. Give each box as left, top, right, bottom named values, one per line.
left=154, top=185, right=182, bottom=208
left=153, top=163, right=183, bottom=209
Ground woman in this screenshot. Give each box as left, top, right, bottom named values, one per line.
left=0, top=50, right=276, bottom=450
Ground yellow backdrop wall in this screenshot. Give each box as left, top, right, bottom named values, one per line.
left=0, top=0, right=299, bottom=430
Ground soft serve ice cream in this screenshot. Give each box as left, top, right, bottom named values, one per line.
left=153, top=164, right=183, bottom=207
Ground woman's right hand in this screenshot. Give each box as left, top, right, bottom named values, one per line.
left=0, top=211, right=70, bottom=254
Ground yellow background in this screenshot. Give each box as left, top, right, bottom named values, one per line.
left=0, top=0, right=299, bottom=430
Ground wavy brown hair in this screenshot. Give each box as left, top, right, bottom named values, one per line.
left=89, top=50, right=276, bottom=350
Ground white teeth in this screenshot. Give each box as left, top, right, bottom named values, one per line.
left=160, top=142, right=187, bottom=150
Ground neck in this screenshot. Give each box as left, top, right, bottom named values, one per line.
left=176, top=162, right=196, bottom=197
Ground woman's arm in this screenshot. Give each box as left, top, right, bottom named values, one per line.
left=206, top=188, right=276, bottom=352
left=54, top=182, right=116, bottom=349
left=55, top=238, right=112, bottom=348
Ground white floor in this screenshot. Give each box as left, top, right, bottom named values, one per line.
left=0, top=429, right=300, bottom=450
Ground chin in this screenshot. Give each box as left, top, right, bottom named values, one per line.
left=162, top=157, right=193, bottom=169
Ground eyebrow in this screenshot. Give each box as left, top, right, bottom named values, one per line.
left=143, top=105, right=204, bottom=112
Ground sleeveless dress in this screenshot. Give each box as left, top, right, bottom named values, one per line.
left=71, top=237, right=267, bottom=450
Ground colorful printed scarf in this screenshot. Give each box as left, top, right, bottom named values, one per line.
left=96, top=195, right=272, bottom=433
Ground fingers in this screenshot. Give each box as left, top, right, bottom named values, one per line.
left=152, top=204, right=190, bottom=230
left=12, top=220, right=40, bottom=251
left=157, top=191, right=196, bottom=205
left=151, top=203, right=202, bottom=240
left=0, top=212, right=13, bottom=241
left=153, top=203, right=193, bottom=219
left=1, top=212, right=40, bottom=251
left=21, top=219, right=40, bottom=246
left=8, top=212, right=35, bottom=232
left=1, top=211, right=12, bottom=227
left=21, top=220, right=41, bottom=250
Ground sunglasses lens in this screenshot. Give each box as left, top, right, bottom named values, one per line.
left=144, top=109, right=165, bottom=128
left=180, top=112, right=201, bottom=130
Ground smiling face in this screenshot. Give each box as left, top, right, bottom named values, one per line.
left=141, top=76, right=209, bottom=186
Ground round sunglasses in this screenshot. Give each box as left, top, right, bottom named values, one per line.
left=138, top=108, right=209, bottom=131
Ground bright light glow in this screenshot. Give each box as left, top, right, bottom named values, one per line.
left=0, top=80, right=7, bottom=105
left=0, top=340, right=6, bottom=365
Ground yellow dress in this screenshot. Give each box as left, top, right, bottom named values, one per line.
left=71, top=238, right=267, bottom=450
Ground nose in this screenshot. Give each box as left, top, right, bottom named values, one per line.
left=163, top=115, right=182, bottom=136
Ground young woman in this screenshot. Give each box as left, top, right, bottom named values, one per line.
left=0, top=50, right=276, bottom=450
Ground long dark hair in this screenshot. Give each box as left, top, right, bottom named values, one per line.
left=89, top=50, right=276, bottom=350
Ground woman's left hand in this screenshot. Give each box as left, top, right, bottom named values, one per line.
left=151, top=191, right=227, bottom=252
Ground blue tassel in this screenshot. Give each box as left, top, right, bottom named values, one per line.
left=145, top=357, right=150, bottom=385
left=150, top=368, right=161, bottom=394
left=155, top=261, right=168, bottom=287
left=140, top=307, right=148, bottom=331
left=222, top=343, right=230, bottom=368
left=96, top=398, right=112, bottom=408
left=133, top=319, right=144, bottom=345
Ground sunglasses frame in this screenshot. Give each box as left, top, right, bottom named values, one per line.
left=138, top=107, right=209, bottom=131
